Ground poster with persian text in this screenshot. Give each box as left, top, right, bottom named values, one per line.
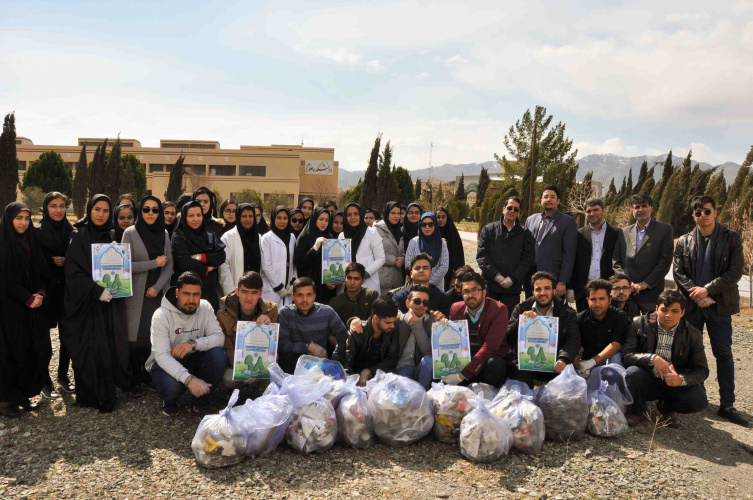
left=91, top=243, right=132, bottom=298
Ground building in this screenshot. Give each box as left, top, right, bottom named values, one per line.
left=455, top=172, right=505, bottom=206
left=15, top=137, right=339, bottom=205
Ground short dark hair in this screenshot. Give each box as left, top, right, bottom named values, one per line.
left=505, top=195, right=522, bottom=206
left=585, top=279, right=612, bottom=297
left=657, top=289, right=686, bottom=310
left=324, top=200, right=338, bottom=210
left=409, top=284, right=431, bottom=300
left=691, top=195, right=716, bottom=211
left=458, top=270, right=486, bottom=290
left=630, top=193, right=653, bottom=207
left=541, top=185, right=561, bottom=199
left=345, top=262, right=366, bottom=279
left=365, top=208, right=381, bottom=220
left=292, top=277, right=316, bottom=293
left=118, top=193, right=136, bottom=206
left=372, top=296, right=398, bottom=319
left=177, top=271, right=202, bottom=289
left=585, top=198, right=604, bottom=210
left=453, top=265, right=475, bottom=280
left=45, top=191, right=69, bottom=205
left=531, top=271, right=557, bottom=288
left=410, top=252, right=434, bottom=270
left=609, top=273, right=632, bottom=285
left=238, top=271, right=263, bottom=290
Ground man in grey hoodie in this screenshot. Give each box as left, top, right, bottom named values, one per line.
left=146, top=271, right=227, bottom=416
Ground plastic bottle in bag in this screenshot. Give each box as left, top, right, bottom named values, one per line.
left=191, top=389, right=246, bottom=468
left=282, top=371, right=338, bottom=454
left=537, top=364, right=588, bottom=443
left=586, top=365, right=633, bottom=415
left=336, top=378, right=374, bottom=449
left=459, top=397, right=514, bottom=462
left=368, top=374, right=434, bottom=447
left=427, top=382, right=476, bottom=443
left=469, top=382, right=499, bottom=402
left=587, top=380, right=628, bottom=438
left=233, top=393, right=294, bottom=457
left=491, top=390, right=545, bottom=454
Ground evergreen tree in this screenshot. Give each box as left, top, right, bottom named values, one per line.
left=345, top=180, right=364, bottom=205
left=386, top=173, right=400, bottom=205
left=102, top=137, right=123, bottom=202
left=604, top=177, right=617, bottom=205
left=721, top=147, right=753, bottom=222
left=477, top=166, right=490, bottom=205
left=164, top=155, right=186, bottom=202
left=88, top=142, right=107, bottom=196
left=375, top=140, right=392, bottom=208
left=72, top=145, right=88, bottom=218
left=120, top=159, right=136, bottom=198
left=650, top=150, right=674, bottom=212
left=392, top=166, right=415, bottom=206
left=0, top=112, right=19, bottom=209
left=121, top=154, right=147, bottom=200
left=640, top=166, right=656, bottom=195
left=455, top=173, right=466, bottom=201
left=626, top=167, right=633, bottom=194
left=436, top=182, right=445, bottom=207
left=414, top=178, right=422, bottom=200
left=658, top=157, right=691, bottom=231
left=619, top=176, right=627, bottom=195
left=425, top=179, right=433, bottom=206
left=705, top=169, right=727, bottom=208
left=22, top=150, right=73, bottom=196
left=633, top=161, right=648, bottom=194
left=360, top=134, right=381, bottom=209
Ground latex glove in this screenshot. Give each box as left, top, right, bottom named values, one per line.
left=577, top=367, right=591, bottom=379
left=697, top=297, right=716, bottom=308
left=579, top=358, right=597, bottom=372
left=441, top=373, right=464, bottom=385
left=277, top=287, right=289, bottom=299
left=314, top=237, right=327, bottom=251
left=501, top=277, right=513, bottom=289
left=494, top=274, right=506, bottom=286
left=566, top=289, right=575, bottom=304
left=99, top=289, right=112, bottom=302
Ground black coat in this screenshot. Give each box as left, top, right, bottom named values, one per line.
left=344, top=319, right=400, bottom=375
left=477, top=220, right=535, bottom=296
left=570, top=222, right=618, bottom=301
left=170, top=224, right=226, bottom=312
left=507, top=296, right=581, bottom=364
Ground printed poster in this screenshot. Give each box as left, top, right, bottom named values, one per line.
left=233, top=321, right=279, bottom=380
left=91, top=243, right=132, bottom=298
left=517, top=315, right=559, bottom=372
left=431, top=320, right=472, bottom=379
left=322, top=238, right=351, bottom=284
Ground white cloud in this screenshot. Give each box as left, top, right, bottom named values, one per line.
left=293, top=44, right=362, bottom=64
left=365, top=59, right=383, bottom=72
left=444, top=55, right=466, bottom=65
left=417, top=71, right=430, bottom=79
left=574, top=137, right=664, bottom=158
left=675, top=142, right=729, bottom=166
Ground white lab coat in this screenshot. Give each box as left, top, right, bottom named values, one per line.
left=260, top=231, right=297, bottom=307
left=338, top=226, right=386, bottom=293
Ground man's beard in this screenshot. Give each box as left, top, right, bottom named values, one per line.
left=178, top=303, right=198, bottom=315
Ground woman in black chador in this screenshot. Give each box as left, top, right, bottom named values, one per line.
left=60, top=195, right=131, bottom=413
left=0, top=202, right=52, bottom=418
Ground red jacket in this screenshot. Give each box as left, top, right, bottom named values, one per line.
left=449, top=297, right=513, bottom=380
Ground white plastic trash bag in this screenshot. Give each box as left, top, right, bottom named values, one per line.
left=282, top=371, right=337, bottom=454
left=537, top=364, right=588, bottom=443
left=336, top=378, right=374, bottom=449
left=586, top=365, right=633, bottom=415
left=459, top=397, right=514, bottom=463
left=191, top=389, right=246, bottom=468
left=427, top=382, right=475, bottom=443
left=234, top=393, right=294, bottom=457
left=368, top=373, right=434, bottom=447
left=491, top=390, right=546, bottom=454
left=469, top=382, right=499, bottom=401
left=587, top=380, right=628, bottom=438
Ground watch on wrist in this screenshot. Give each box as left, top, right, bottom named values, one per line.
left=188, top=339, right=197, bottom=350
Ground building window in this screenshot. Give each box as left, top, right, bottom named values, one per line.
left=15, top=140, right=21, bottom=145
left=162, top=143, right=189, bottom=149
left=18, top=161, right=26, bottom=171
left=240, top=165, right=266, bottom=176
left=185, top=164, right=206, bottom=176
left=190, top=144, right=216, bottom=149
left=209, top=165, right=236, bottom=176
left=150, top=164, right=165, bottom=172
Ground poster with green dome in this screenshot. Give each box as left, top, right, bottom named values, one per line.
left=517, top=316, right=558, bottom=372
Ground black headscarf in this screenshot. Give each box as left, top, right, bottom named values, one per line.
left=255, top=207, right=269, bottom=235
left=163, top=203, right=178, bottom=238
left=289, top=208, right=305, bottom=238
left=296, top=206, right=331, bottom=251
left=270, top=205, right=292, bottom=247
left=403, top=202, right=423, bottom=242
left=382, top=201, right=403, bottom=244
left=135, top=196, right=166, bottom=260
left=219, top=199, right=237, bottom=233
left=436, top=207, right=465, bottom=289
left=236, top=203, right=261, bottom=273
left=297, top=197, right=315, bottom=221
left=75, top=194, right=114, bottom=241
left=192, top=186, right=218, bottom=219
left=294, top=207, right=331, bottom=289
left=2, top=203, right=34, bottom=267
left=329, top=210, right=344, bottom=236
left=111, top=204, right=135, bottom=243
left=37, top=192, right=74, bottom=259
left=175, top=200, right=223, bottom=253
left=343, top=202, right=369, bottom=261
left=175, top=193, right=192, bottom=211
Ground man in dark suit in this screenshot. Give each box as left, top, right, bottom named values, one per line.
left=524, top=185, right=578, bottom=299
left=612, top=194, right=673, bottom=314
left=569, top=198, right=618, bottom=312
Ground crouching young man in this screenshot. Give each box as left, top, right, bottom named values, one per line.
left=343, top=296, right=400, bottom=386
left=146, top=271, right=228, bottom=417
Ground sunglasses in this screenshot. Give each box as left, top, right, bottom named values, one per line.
left=142, top=207, right=160, bottom=214
left=411, top=298, right=430, bottom=307
left=420, top=222, right=435, bottom=228
left=506, top=206, right=521, bottom=212
left=694, top=209, right=713, bottom=217
left=291, top=218, right=304, bottom=224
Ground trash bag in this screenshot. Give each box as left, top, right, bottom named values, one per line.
left=368, top=374, right=434, bottom=447
left=336, top=378, right=374, bottom=449
left=191, top=390, right=246, bottom=468
left=282, top=371, right=337, bottom=454
left=233, top=393, right=294, bottom=457
left=325, top=374, right=360, bottom=407
left=262, top=363, right=289, bottom=396
left=427, top=382, right=476, bottom=443
left=469, top=382, right=499, bottom=402
left=498, top=378, right=535, bottom=399
left=294, top=355, right=346, bottom=380
left=491, top=390, right=546, bottom=454
left=587, top=380, right=628, bottom=438
left=537, top=364, right=588, bottom=443
left=459, top=397, right=514, bottom=463
left=586, top=365, right=633, bottom=415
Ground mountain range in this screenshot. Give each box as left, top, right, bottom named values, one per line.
left=337, top=154, right=741, bottom=189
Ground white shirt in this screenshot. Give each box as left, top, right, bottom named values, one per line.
left=588, top=222, right=605, bottom=281
left=636, top=219, right=651, bottom=251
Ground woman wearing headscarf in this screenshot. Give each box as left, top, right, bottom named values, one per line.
left=338, top=202, right=385, bottom=293
left=111, top=204, right=135, bottom=243
left=404, top=212, right=449, bottom=291
left=374, top=201, right=405, bottom=294
left=402, top=202, right=423, bottom=242
left=0, top=203, right=52, bottom=418
left=364, top=208, right=380, bottom=227
left=260, top=206, right=297, bottom=307
left=289, top=207, right=305, bottom=238
left=171, top=200, right=227, bottom=312
left=297, top=197, right=315, bottom=223
left=217, top=198, right=238, bottom=236
left=36, top=192, right=76, bottom=396
left=294, top=207, right=335, bottom=304
left=191, top=186, right=224, bottom=240
left=436, top=207, right=466, bottom=291
left=219, top=203, right=261, bottom=296
left=60, top=195, right=131, bottom=413
left=254, top=206, right=270, bottom=235
left=329, top=210, right=344, bottom=236
left=163, top=201, right=178, bottom=239
left=122, top=196, right=173, bottom=397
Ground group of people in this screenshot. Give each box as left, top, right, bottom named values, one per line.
left=0, top=184, right=746, bottom=432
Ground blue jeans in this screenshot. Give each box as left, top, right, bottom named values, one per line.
left=151, top=347, right=227, bottom=407
left=396, top=355, right=434, bottom=390
left=597, top=352, right=623, bottom=367
left=686, top=305, right=735, bottom=408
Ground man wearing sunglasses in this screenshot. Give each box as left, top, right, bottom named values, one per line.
left=477, top=196, right=535, bottom=319
left=442, top=272, right=513, bottom=387
left=673, top=196, right=747, bottom=427
left=391, top=253, right=452, bottom=318
left=394, top=285, right=436, bottom=389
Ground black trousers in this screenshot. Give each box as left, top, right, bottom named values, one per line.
left=464, top=356, right=509, bottom=388
left=626, top=365, right=707, bottom=415
left=486, top=290, right=521, bottom=320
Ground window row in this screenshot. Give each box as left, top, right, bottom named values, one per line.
left=149, top=164, right=266, bottom=176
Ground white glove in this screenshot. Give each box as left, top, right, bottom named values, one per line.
left=577, top=367, right=591, bottom=379
left=441, top=373, right=464, bottom=385
left=277, top=287, right=289, bottom=299
left=314, top=237, right=327, bottom=251
left=99, top=289, right=112, bottom=302
left=566, top=289, right=575, bottom=304
left=501, top=277, right=513, bottom=289
left=697, top=297, right=716, bottom=308
left=579, top=358, right=597, bottom=372
left=494, top=274, right=506, bottom=285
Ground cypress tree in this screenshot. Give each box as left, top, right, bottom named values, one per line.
left=604, top=177, right=617, bottom=206
left=425, top=179, right=433, bottom=206
left=633, top=161, right=648, bottom=194
left=164, top=155, right=186, bottom=202
left=122, top=154, right=147, bottom=200
left=619, top=176, right=627, bottom=195
left=650, top=150, right=674, bottom=213
left=640, top=166, right=656, bottom=195
left=392, top=166, right=415, bottom=206
left=88, top=141, right=107, bottom=196
left=722, top=147, right=753, bottom=218
left=103, top=137, right=123, bottom=202
left=626, top=167, right=633, bottom=194
left=375, top=140, right=392, bottom=208
left=72, top=145, right=88, bottom=218
left=436, top=182, right=445, bottom=207
left=0, top=112, right=19, bottom=209
left=477, top=167, right=490, bottom=205
left=414, top=178, right=422, bottom=200
left=120, top=159, right=136, bottom=198
left=455, top=173, right=466, bottom=201
left=360, top=134, right=381, bottom=209
left=22, top=150, right=73, bottom=196
left=705, top=169, right=727, bottom=208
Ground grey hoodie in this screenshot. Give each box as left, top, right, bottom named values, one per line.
left=145, top=287, right=225, bottom=383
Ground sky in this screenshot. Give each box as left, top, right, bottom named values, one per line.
left=2, top=0, right=752, bottom=172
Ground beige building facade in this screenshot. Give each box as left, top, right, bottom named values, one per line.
left=15, top=137, right=339, bottom=205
